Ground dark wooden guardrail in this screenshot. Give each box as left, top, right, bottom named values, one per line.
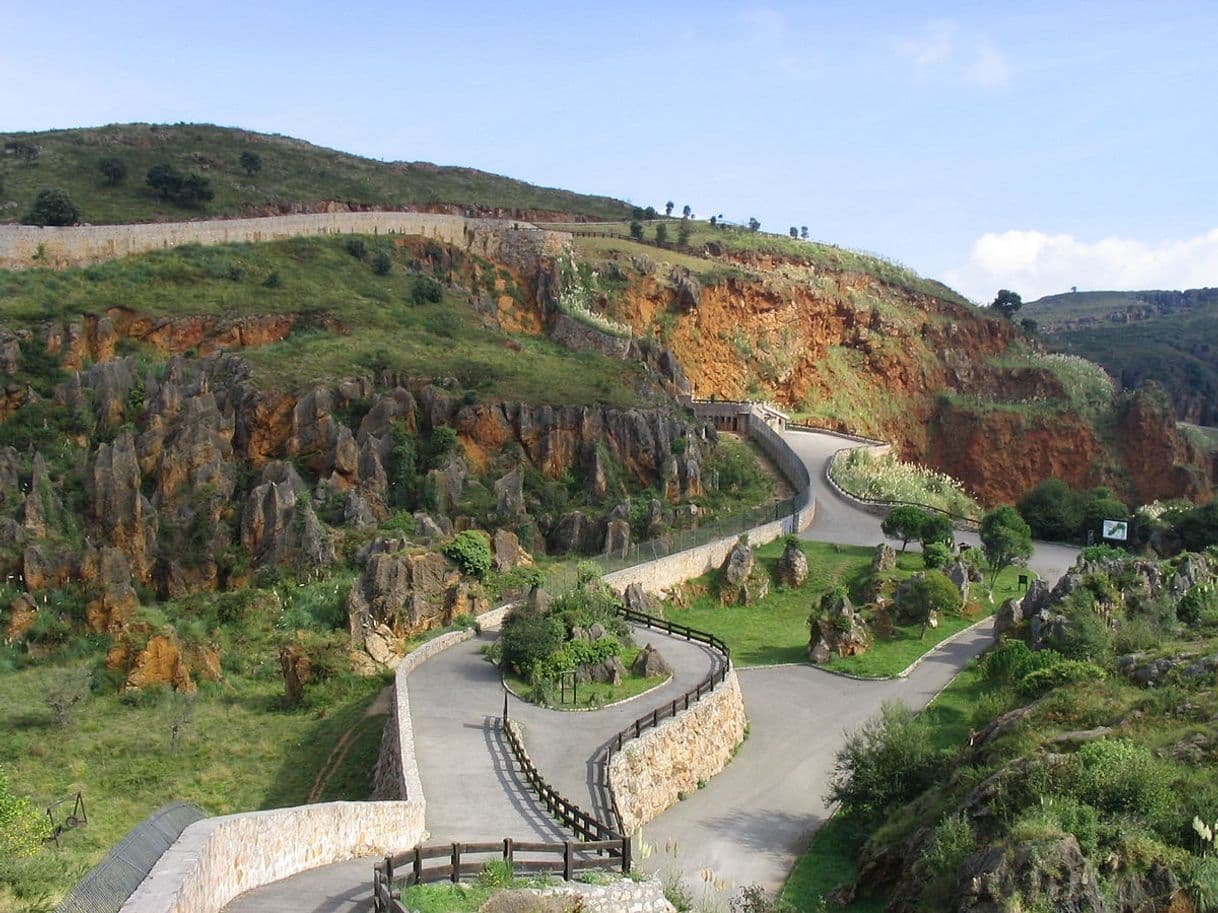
left=373, top=837, right=628, bottom=912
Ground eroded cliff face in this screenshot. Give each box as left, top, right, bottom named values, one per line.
left=598, top=246, right=1212, bottom=505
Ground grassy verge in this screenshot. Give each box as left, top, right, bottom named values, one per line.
left=780, top=659, right=989, bottom=911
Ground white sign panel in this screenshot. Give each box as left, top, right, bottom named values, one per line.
left=1102, top=520, right=1129, bottom=541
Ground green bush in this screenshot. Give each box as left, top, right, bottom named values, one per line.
left=22, top=187, right=79, bottom=226
left=980, top=640, right=1064, bottom=684
left=1080, top=543, right=1128, bottom=562
left=1068, top=739, right=1175, bottom=825
left=442, top=531, right=492, bottom=580
left=1018, top=659, right=1106, bottom=697
left=922, top=541, right=952, bottom=569
left=1011, top=796, right=1101, bottom=856
left=498, top=605, right=565, bottom=680
left=343, top=237, right=367, bottom=259
left=371, top=250, right=393, bottom=276
left=826, top=701, right=939, bottom=819
left=1189, top=855, right=1218, bottom=913
left=0, top=766, right=49, bottom=858
left=1179, top=583, right=1218, bottom=627
left=411, top=276, right=444, bottom=305
left=1044, top=598, right=1110, bottom=661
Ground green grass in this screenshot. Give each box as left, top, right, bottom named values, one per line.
left=0, top=235, right=648, bottom=404
left=781, top=812, right=885, bottom=913
left=0, top=123, right=634, bottom=225
left=0, top=661, right=388, bottom=908
left=823, top=565, right=1031, bottom=678
left=780, top=659, right=991, bottom=911
left=664, top=539, right=1031, bottom=675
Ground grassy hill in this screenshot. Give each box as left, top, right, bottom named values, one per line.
left=0, top=123, right=635, bottom=224
left=1024, top=289, right=1218, bottom=425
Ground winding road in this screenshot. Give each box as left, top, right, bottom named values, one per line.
left=221, top=430, right=1077, bottom=912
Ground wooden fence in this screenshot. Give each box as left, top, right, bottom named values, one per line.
left=373, top=838, right=627, bottom=912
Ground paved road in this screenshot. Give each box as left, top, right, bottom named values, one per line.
left=222, top=430, right=1078, bottom=911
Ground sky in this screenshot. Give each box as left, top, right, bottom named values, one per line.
left=2, top=0, right=1216, bottom=302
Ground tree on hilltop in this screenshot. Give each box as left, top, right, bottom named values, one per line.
left=147, top=164, right=214, bottom=207
left=665, top=201, right=674, bottom=216
left=748, top=217, right=761, bottom=232
left=98, top=157, right=128, bottom=185
left=682, top=204, right=692, bottom=219
left=800, top=226, right=808, bottom=240
left=789, top=226, right=798, bottom=238
left=991, top=289, right=1023, bottom=320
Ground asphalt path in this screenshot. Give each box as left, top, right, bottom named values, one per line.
left=222, top=429, right=1078, bottom=911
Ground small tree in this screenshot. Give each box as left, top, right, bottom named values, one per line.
left=682, top=204, right=692, bottom=219
left=826, top=701, right=937, bottom=818
left=709, top=215, right=717, bottom=227
left=800, top=226, right=808, bottom=240
left=665, top=201, right=674, bottom=216
left=643, top=206, right=658, bottom=220
left=629, top=220, right=643, bottom=240
left=147, top=164, right=213, bottom=206
left=882, top=505, right=929, bottom=552
left=677, top=220, right=691, bottom=246
left=655, top=223, right=668, bottom=245
left=22, top=187, right=79, bottom=226
left=411, top=275, right=444, bottom=304
left=919, top=513, right=955, bottom=550
left=239, top=150, right=262, bottom=176
left=990, top=289, right=1023, bottom=320
left=899, top=571, right=962, bottom=639
left=371, top=250, right=392, bottom=275
left=748, top=217, right=761, bottom=232
left=789, top=226, right=798, bottom=238
left=979, top=505, right=1033, bottom=587
left=98, top=156, right=128, bottom=185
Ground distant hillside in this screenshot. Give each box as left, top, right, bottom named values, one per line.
left=0, top=123, right=634, bottom=224
left=1025, top=288, right=1218, bottom=425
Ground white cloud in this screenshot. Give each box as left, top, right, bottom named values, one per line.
left=892, top=20, right=1012, bottom=89
left=944, top=228, right=1218, bottom=303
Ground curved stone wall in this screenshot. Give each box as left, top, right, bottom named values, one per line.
left=607, top=671, right=747, bottom=835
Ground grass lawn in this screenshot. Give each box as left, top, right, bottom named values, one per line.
left=664, top=538, right=1034, bottom=674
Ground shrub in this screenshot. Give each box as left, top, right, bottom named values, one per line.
left=919, top=514, right=955, bottom=550
left=411, top=276, right=444, bottom=305
left=1018, top=659, right=1106, bottom=697
left=371, top=250, right=393, bottom=276
left=22, top=187, right=79, bottom=226
left=980, top=640, right=1065, bottom=684
left=826, top=701, right=938, bottom=819
left=146, top=164, right=213, bottom=206
left=98, top=156, right=128, bottom=185
left=0, top=766, right=49, bottom=858
left=1011, top=796, right=1101, bottom=856
left=882, top=505, right=930, bottom=551
left=1189, top=856, right=1218, bottom=913
left=1068, top=739, right=1175, bottom=825
left=1179, top=583, right=1218, bottom=627
left=897, top=571, right=962, bottom=638
left=1045, top=602, right=1110, bottom=661
left=442, top=530, right=492, bottom=580
left=1080, top=543, right=1128, bottom=562
left=498, top=605, right=565, bottom=680
left=923, top=541, right=952, bottom=569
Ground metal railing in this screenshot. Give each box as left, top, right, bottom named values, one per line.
left=53, top=803, right=207, bottom=913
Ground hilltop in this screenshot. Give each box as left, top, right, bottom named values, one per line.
left=1024, top=288, right=1218, bottom=427
left=0, top=123, right=634, bottom=224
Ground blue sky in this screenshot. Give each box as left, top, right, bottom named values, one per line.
left=3, top=0, right=1216, bottom=301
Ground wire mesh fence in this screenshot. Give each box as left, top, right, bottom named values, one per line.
left=53, top=803, right=207, bottom=913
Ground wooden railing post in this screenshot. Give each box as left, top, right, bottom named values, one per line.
left=563, top=840, right=573, bottom=881
left=622, top=836, right=632, bottom=874
left=383, top=855, right=394, bottom=898
left=451, top=843, right=460, bottom=884
left=504, top=837, right=513, bottom=866
left=413, top=845, right=422, bottom=886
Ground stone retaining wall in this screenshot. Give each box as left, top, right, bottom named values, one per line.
left=119, top=801, right=424, bottom=913
left=0, top=212, right=570, bottom=270
left=607, top=671, right=747, bottom=836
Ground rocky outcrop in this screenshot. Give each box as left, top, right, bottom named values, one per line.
left=89, top=430, right=157, bottom=584
left=718, top=539, right=768, bottom=605
left=492, top=529, right=532, bottom=573
left=346, top=546, right=484, bottom=667
left=775, top=539, right=809, bottom=588
left=957, top=836, right=1105, bottom=913
left=105, top=627, right=221, bottom=694
left=240, top=463, right=336, bottom=569
left=81, top=545, right=138, bottom=632
left=872, top=544, right=897, bottom=572
left=632, top=643, right=672, bottom=679
left=809, top=590, right=871, bottom=663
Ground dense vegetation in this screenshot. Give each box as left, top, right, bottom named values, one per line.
left=786, top=549, right=1218, bottom=912
left=1025, top=288, right=1218, bottom=426
left=0, top=124, right=635, bottom=224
